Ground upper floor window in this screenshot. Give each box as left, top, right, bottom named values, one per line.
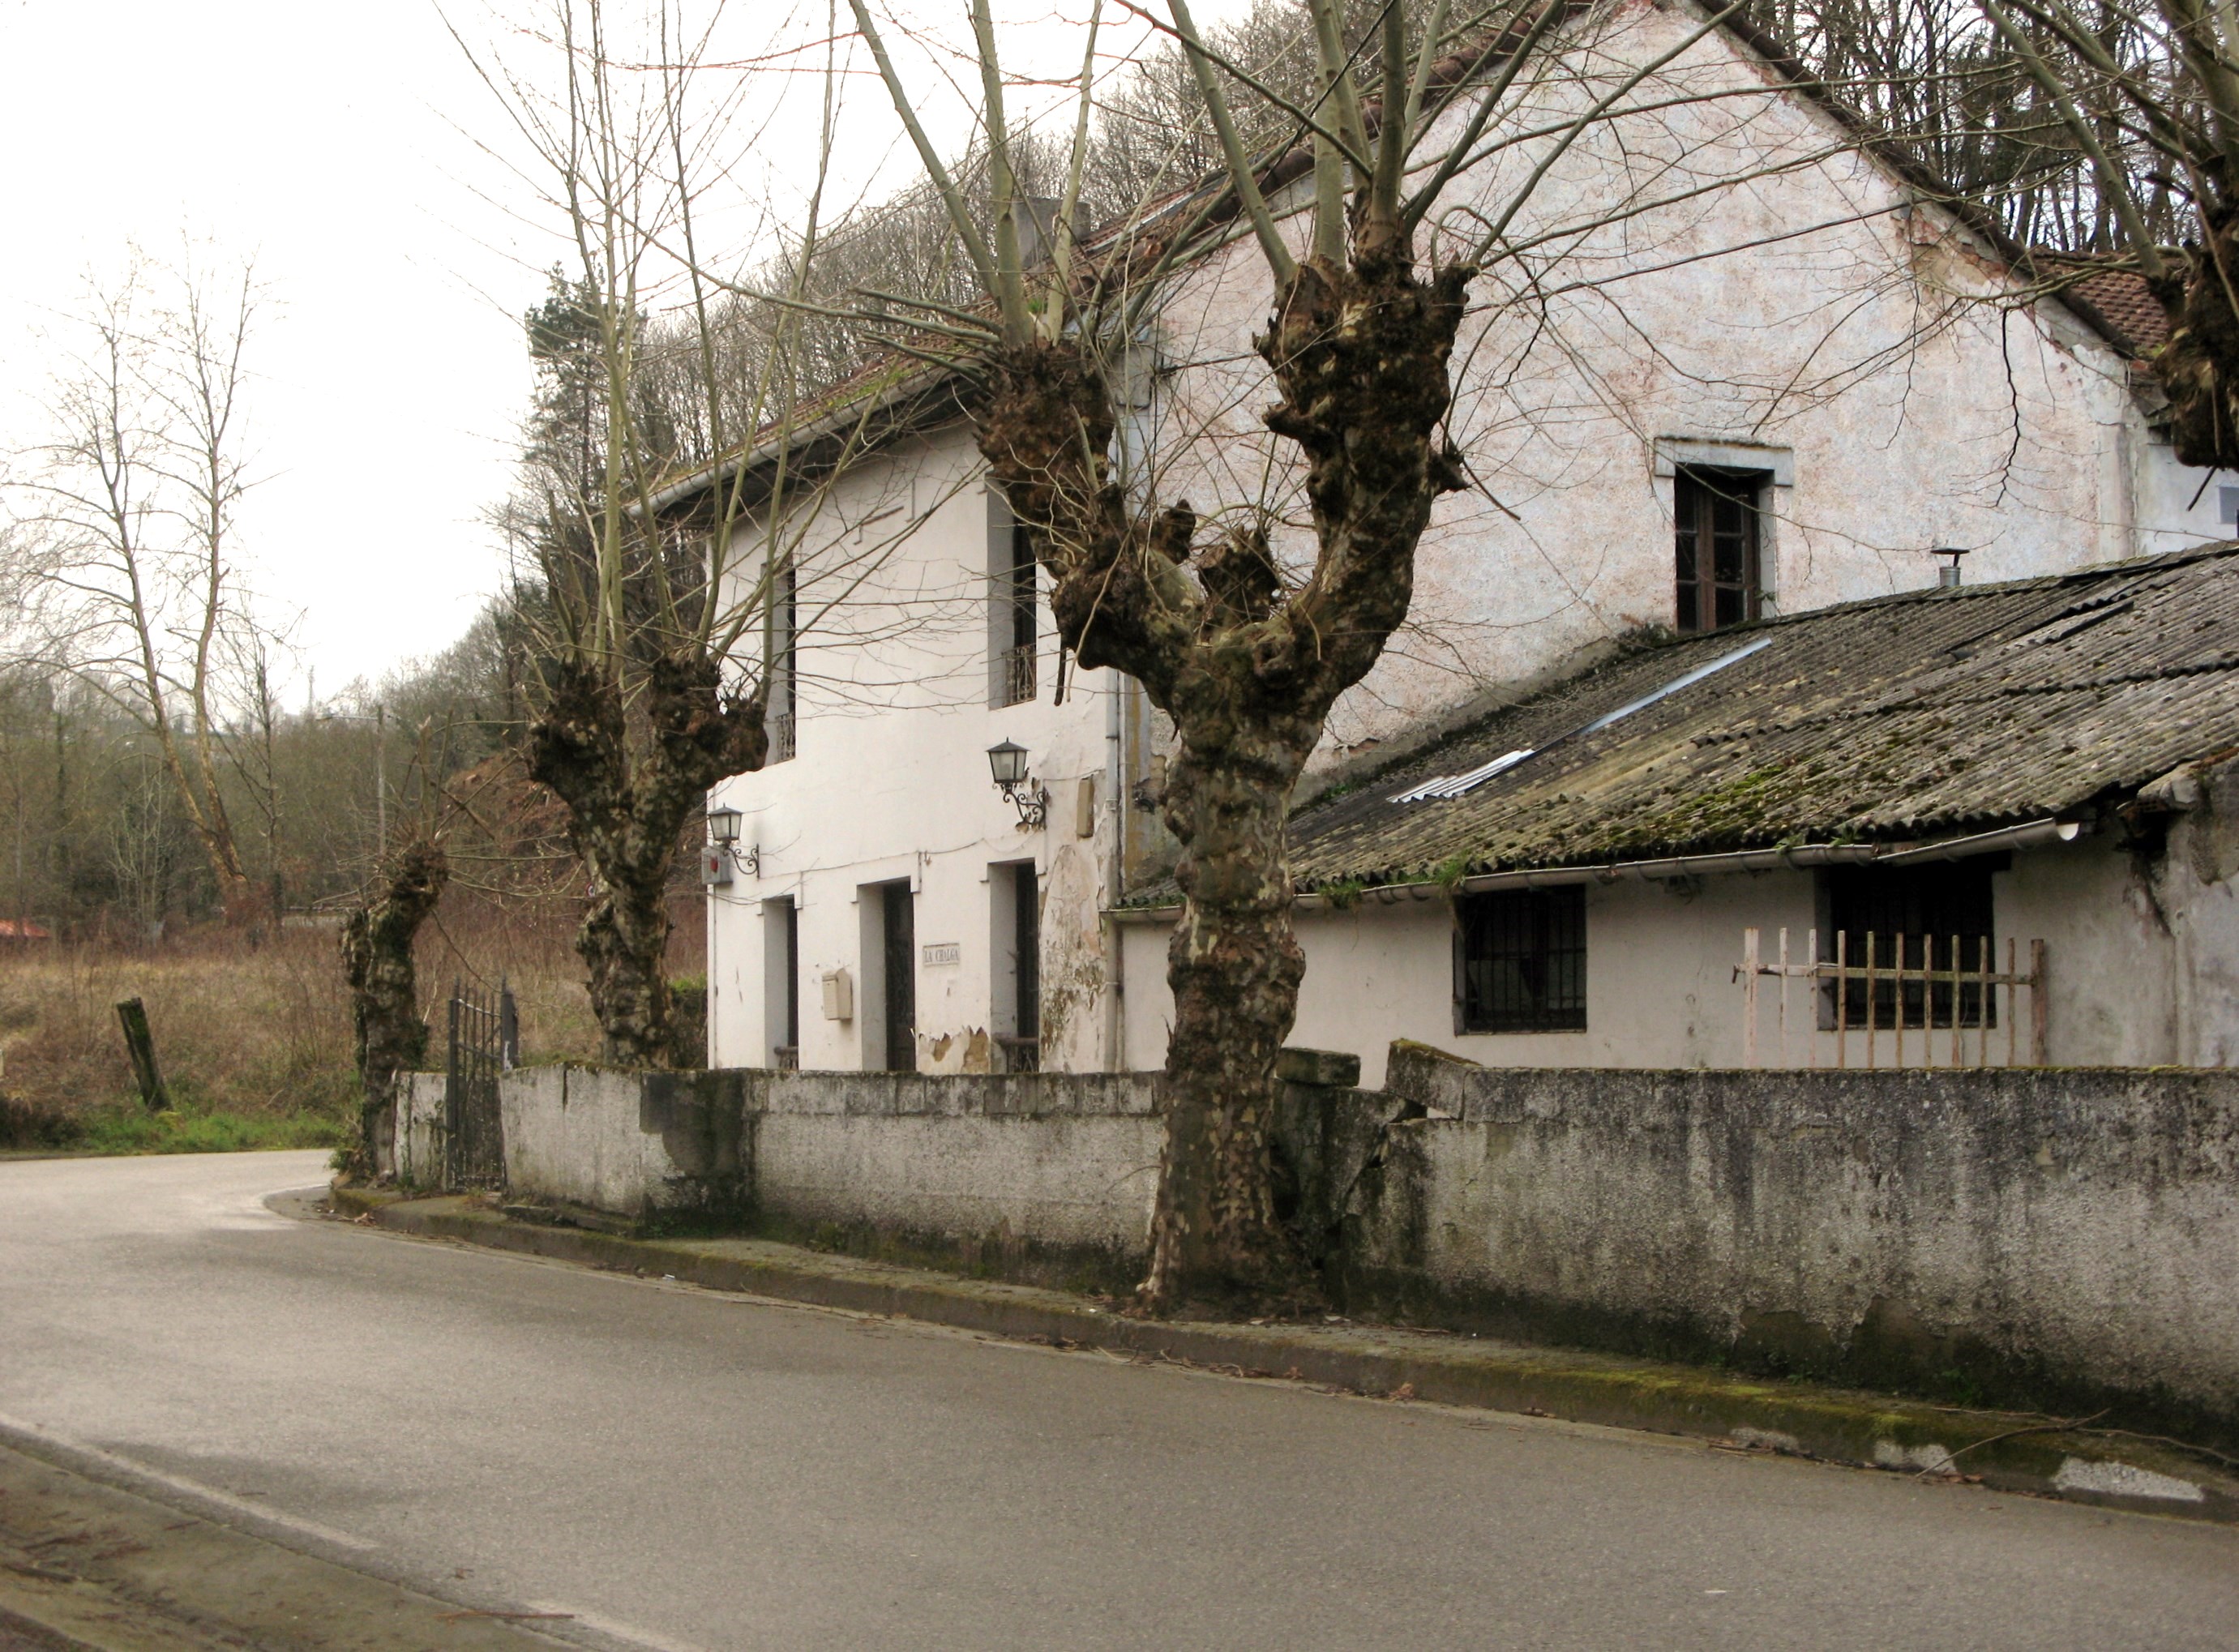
left=1455, top=886, right=1586, bottom=1034
left=994, top=517, right=1038, bottom=707
left=1674, top=468, right=1766, bottom=633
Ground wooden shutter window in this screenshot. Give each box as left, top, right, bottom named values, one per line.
left=1674, top=469, right=1763, bottom=633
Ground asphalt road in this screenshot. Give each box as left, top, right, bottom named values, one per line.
left=1, top=1152, right=2234, bottom=1652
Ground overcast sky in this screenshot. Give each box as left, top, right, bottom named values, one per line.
left=0, top=1, right=1243, bottom=698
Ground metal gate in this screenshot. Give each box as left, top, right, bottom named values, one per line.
left=445, top=979, right=507, bottom=1188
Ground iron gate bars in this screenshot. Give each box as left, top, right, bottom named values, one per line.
left=444, top=978, right=507, bottom=1188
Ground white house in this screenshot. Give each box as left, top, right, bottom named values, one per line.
left=693, top=1, right=2231, bottom=1081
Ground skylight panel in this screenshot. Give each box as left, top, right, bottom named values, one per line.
left=1389, top=636, right=1774, bottom=805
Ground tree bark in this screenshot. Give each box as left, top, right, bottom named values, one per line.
left=978, top=248, right=1471, bottom=1312
left=340, top=840, right=447, bottom=1179
left=527, top=652, right=766, bottom=1068
left=2150, top=212, right=2239, bottom=470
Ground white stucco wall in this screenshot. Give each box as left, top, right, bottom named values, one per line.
left=706, top=425, right=1121, bottom=1076
left=1125, top=0, right=2220, bottom=764
left=709, top=2, right=2228, bottom=1076
left=1120, top=832, right=2239, bottom=1081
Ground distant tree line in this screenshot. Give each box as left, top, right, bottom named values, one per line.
left=0, top=606, right=532, bottom=939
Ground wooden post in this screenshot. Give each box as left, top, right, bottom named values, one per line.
left=1864, top=930, right=1877, bottom=1071
left=1834, top=929, right=1848, bottom=1070
left=1805, top=927, right=1819, bottom=1070
left=1978, top=934, right=1991, bottom=1068
left=1776, top=927, right=1790, bottom=1069
left=1949, top=934, right=1962, bottom=1069
left=2030, top=939, right=2048, bottom=1067
left=1894, top=932, right=1906, bottom=1070
left=1741, top=927, right=1760, bottom=1068
left=114, top=997, right=170, bottom=1112
left=2006, top=937, right=2019, bottom=1068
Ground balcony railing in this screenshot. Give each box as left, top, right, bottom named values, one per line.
left=766, top=711, right=796, bottom=763
left=996, top=644, right=1036, bottom=707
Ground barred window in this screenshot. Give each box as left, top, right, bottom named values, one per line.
left=1455, top=887, right=1587, bottom=1034
left=1821, top=862, right=1998, bottom=1030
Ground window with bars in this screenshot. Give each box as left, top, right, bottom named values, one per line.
left=1674, top=468, right=1766, bottom=633
left=1455, top=887, right=1587, bottom=1034
left=994, top=520, right=1038, bottom=706
left=1820, top=861, right=1999, bottom=1029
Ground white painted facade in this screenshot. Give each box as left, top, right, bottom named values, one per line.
left=707, top=2, right=2226, bottom=1076
left=1118, top=816, right=2239, bottom=1086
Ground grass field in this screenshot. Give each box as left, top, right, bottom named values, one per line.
left=0, top=891, right=704, bottom=1154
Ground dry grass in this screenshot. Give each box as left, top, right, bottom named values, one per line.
left=0, top=888, right=706, bottom=1151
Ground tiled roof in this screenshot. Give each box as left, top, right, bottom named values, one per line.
left=2065, top=267, right=2169, bottom=356
left=1268, top=544, right=2239, bottom=892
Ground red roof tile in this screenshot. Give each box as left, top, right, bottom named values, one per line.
left=2066, top=268, right=2169, bottom=356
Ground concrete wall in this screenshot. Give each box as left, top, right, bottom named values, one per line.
left=497, top=1066, right=749, bottom=1217
left=492, top=1064, right=1162, bottom=1275
left=750, top=1070, right=1161, bottom=1264
left=1120, top=827, right=2239, bottom=1083
left=1359, top=1046, right=2239, bottom=1432
left=436, top=1049, right=2239, bottom=1432
left=395, top=1072, right=447, bottom=1188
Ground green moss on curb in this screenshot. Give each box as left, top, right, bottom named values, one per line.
left=333, top=1191, right=2239, bottom=1525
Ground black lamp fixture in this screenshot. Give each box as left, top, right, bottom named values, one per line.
left=987, top=740, right=1048, bottom=828
left=704, top=803, right=759, bottom=879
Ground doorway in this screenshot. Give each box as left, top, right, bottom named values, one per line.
left=880, top=880, right=915, bottom=1071
left=989, top=860, right=1041, bottom=1072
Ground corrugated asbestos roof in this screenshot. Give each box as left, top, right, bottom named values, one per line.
left=1269, top=544, right=2239, bottom=893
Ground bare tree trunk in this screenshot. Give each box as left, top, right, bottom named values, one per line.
left=980, top=251, right=1471, bottom=1311
left=1149, top=750, right=1312, bottom=1299
left=340, top=840, right=448, bottom=1179
left=527, top=654, right=766, bottom=1068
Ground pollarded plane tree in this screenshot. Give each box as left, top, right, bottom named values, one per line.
left=833, top=0, right=1911, bottom=1311
left=459, top=0, right=927, bottom=1066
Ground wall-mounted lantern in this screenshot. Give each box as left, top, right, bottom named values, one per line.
left=987, top=740, right=1049, bottom=828
left=703, top=803, right=759, bottom=883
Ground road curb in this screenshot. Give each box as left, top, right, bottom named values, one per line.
left=0, top=1432, right=569, bottom=1651
left=328, top=1183, right=2239, bottom=1525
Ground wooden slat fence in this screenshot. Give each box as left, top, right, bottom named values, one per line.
left=1738, top=928, right=2046, bottom=1068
